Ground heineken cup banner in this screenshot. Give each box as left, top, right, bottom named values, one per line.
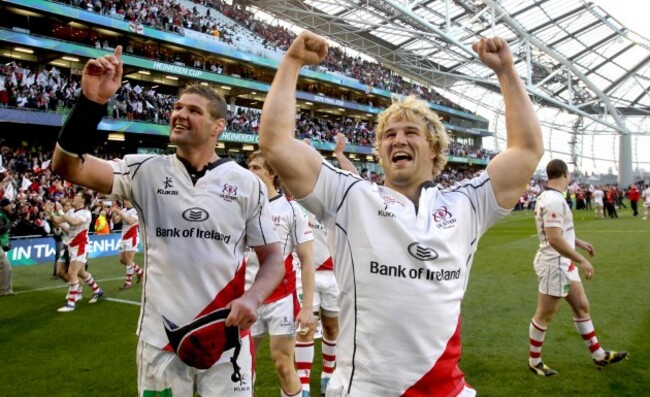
left=7, top=233, right=139, bottom=266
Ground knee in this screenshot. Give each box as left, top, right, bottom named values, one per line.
left=322, top=323, right=338, bottom=340
left=272, top=354, right=295, bottom=380
left=573, top=302, right=590, bottom=318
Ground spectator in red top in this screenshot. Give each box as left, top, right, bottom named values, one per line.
left=628, top=185, right=641, bottom=217
left=605, top=187, right=618, bottom=219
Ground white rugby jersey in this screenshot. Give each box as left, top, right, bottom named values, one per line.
left=298, top=161, right=509, bottom=396
left=120, top=207, right=139, bottom=244
left=245, top=194, right=312, bottom=303
left=67, top=208, right=91, bottom=252
left=592, top=189, right=604, bottom=204
left=306, top=210, right=333, bottom=271
left=111, top=155, right=279, bottom=350
left=534, top=188, right=575, bottom=265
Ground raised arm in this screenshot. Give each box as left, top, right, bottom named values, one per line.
left=259, top=32, right=329, bottom=199
left=112, top=203, right=137, bottom=225
left=334, top=133, right=359, bottom=175
left=51, top=46, right=124, bottom=194
left=477, top=38, right=544, bottom=209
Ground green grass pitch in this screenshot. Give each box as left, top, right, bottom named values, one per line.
left=1, top=209, right=648, bottom=396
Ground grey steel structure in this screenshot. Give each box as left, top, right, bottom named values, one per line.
left=248, top=0, right=650, bottom=184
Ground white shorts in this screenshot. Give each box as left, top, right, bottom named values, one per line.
left=118, top=237, right=139, bottom=252
left=594, top=201, right=603, bottom=208
left=251, top=294, right=298, bottom=337
left=60, top=244, right=88, bottom=264
left=644, top=200, right=650, bottom=208
left=314, top=270, right=340, bottom=316
left=534, top=260, right=581, bottom=297
left=137, top=336, right=253, bottom=397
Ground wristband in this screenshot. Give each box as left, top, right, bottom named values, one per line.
left=57, top=92, right=108, bottom=159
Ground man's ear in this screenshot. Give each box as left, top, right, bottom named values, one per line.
left=213, top=118, right=226, bottom=139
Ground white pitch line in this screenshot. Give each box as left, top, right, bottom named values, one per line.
left=106, top=297, right=141, bottom=306
left=14, top=276, right=125, bottom=294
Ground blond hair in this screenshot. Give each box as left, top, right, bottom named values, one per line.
left=374, top=96, right=449, bottom=178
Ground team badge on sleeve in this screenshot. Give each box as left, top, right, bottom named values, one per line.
left=162, top=308, right=242, bottom=381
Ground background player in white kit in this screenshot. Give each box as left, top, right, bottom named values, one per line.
left=294, top=133, right=358, bottom=396
left=259, top=31, right=544, bottom=397
left=642, top=184, right=650, bottom=220
left=592, top=186, right=605, bottom=219
left=528, top=159, right=627, bottom=376
left=111, top=200, right=143, bottom=289
left=45, top=191, right=104, bottom=312
left=50, top=47, right=284, bottom=396
left=246, top=151, right=316, bottom=397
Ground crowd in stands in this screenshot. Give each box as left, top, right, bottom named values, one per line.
left=0, top=136, right=500, bottom=237
left=2, top=133, right=646, bottom=237
left=0, top=141, right=124, bottom=238
left=1, top=60, right=498, bottom=156
left=56, top=0, right=470, bottom=112
left=0, top=63, right=79, bottom=110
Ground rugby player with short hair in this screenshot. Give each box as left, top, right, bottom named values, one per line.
left=592, top=185, right=605, bottom=219
left=294, top=133, right=356, bottom=395
left=50, top=46, right=284, bottom=396
left=111, top=200, right=143, bottom=289
left=246, top=151, right=316, bottom=397
left=528, top=159, right=628, bottom=376
left=45, top=191, right=104, bottom=312
left=259, top=30, right=544, bottom=396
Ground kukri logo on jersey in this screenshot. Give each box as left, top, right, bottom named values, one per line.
left=157, top=176, right=179, bottom=195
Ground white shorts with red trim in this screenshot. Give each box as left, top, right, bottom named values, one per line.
left=118, top=237, right=139, bottom=252
left=534, top=260, right=581, bottom=297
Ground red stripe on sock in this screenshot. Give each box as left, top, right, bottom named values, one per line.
left=529, top=352, right=541, bottom=358
left=296, top=362, right=312, bottom=370
left=582, top=331, right=596, bottom=340
left=530, top=339, right=543, bottom=347
left=323, top=353, right=336, bottom=361
left=589, top=342, right=601, bottom=352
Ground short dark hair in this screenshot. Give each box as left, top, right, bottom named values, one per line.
left=80, top=191, right=93, bottom=207
left=178, top=84, right=227, bottom=120
left=546, top=159, right=568, bottom=180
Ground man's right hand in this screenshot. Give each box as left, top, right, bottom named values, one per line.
left=82, top=45, right=124, bottom=104
left=578, top=259, right=594, bottom=280
left=285, top=31, right=328, bottom=68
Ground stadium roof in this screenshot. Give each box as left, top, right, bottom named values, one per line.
left=249, top=0, right=650, bottom=176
